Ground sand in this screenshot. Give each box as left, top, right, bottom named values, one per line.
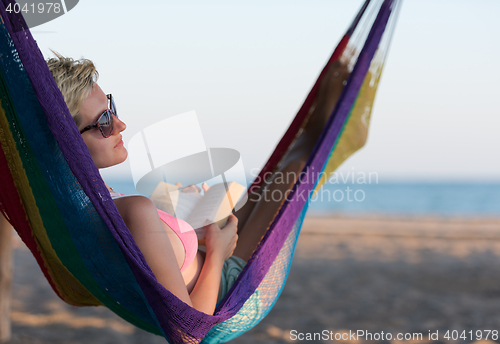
left=4, top=215, right=500, bottom=344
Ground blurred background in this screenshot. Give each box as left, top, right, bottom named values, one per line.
left=4, top=0, right=500, bottom=343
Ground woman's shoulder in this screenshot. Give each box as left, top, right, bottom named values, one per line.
left=113, top=194, right=153, bottom=207
left=113, top=195, right=157, bottom=222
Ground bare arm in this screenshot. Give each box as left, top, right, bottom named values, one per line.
left=114, top=196, right=237, bottom=315
left=189, top=215, right=238, bottom=312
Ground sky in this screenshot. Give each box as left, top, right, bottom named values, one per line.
left=30, top=0, right=500, bottom=184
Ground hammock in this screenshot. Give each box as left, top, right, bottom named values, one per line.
left=0, top=0, right=400, bottom=342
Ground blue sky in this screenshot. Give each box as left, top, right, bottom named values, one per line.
left=31, top=0, right=500, bottom=183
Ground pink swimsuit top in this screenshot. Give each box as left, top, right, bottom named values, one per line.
left=110, top=192, right=198, bottom=272
left=155, top=208, right=198, bottom=272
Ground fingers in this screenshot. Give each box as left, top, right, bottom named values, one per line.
left=226, top=213, right=237, bottom=222
left=202, top=182, right=209, bottom=192
left=204, top=222, right=221, bottom=231
left=224, top=217, right=238, bottom=259
left=175, top=183, right=209, bottom=193
left=225, top=214, right=238, bottom=227
left=203, top=216, right=239, bottom=261
left=182, top=184, right=201, bottom=193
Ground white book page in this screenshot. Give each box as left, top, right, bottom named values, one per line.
left=172, top=191, right=203, bottom=220
left=186, top=183, right=230, bottom=230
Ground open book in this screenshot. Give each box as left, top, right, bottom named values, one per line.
left=149, top=181, right=246, bottom=238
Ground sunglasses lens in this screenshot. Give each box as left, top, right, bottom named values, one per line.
left=109, top=95, right=117, bottom=118
left=99, top=110, right=114, bottom=137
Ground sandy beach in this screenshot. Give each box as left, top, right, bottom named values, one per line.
left=4, top=215, right=500, bottom=344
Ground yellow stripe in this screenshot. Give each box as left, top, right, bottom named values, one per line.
left=315, top=55, right=386, bottom=192
left=0, top=100, right=101, bottom=306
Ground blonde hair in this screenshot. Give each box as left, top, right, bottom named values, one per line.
left=46, top=52, right=98, bottom=127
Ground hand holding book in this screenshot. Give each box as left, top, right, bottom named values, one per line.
left=178, top=183, right=210, bottom=194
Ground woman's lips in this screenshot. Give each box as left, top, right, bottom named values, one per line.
left=115, top=139, right=124, bottom=148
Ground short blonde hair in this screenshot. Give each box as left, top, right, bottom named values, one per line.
left=46, top=52, right=98, bottom=127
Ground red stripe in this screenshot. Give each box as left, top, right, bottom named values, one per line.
left=0, top=143, right=65, bottom=302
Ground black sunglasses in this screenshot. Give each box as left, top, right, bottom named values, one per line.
left=80, top=94, right=118, bottom=138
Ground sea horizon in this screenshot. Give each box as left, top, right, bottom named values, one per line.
left=105, top=178, right=500, bottom=219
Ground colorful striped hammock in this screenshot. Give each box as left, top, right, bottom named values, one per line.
left=0, top=0, right=400, bottom=343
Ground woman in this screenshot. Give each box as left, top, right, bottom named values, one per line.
left=47, top=54, right=348, bottom=315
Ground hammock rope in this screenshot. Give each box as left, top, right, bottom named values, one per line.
left=0, top=0, right=401, bottom=342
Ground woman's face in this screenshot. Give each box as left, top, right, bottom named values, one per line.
left=78, top=84, right=128, bottom=169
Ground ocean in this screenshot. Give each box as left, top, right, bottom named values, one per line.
left=306, top=182, right=500, bottom=217
left=107, top=180, right=500, bottom=218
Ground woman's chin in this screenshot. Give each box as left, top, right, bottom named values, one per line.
left=114, top=147, right=128, bottom=164
left=96, top=152, right=128, bottom=169
left=120, top=149, right=128, bottom=162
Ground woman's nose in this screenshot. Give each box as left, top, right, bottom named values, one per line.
left=115, top=116, right=127, bottom=132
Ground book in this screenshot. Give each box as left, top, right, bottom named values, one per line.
left=149, top=181, right=246, bottom=238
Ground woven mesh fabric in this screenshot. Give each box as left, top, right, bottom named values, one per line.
left=203, top=205, right=308, bottom=343
left=0, top=0, right=399, bottom=342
